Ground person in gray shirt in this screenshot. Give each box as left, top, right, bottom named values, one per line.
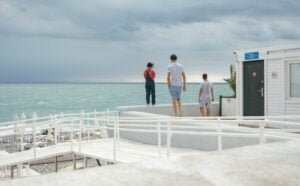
left=167, top=54, right=186, bottom=117
left=198, top=73, right=214, bottom=116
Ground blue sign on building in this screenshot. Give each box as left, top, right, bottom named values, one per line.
left=245, top=52, right=259, bottom=60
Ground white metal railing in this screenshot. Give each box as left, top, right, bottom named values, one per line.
left=0, top=111, right=299, bottom=166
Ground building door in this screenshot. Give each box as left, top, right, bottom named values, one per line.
left=243, top=60, right=264, bottom=116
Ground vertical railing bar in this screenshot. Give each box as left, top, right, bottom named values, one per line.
left=70, top=119, right=74, bottom=151
left=157, top=120, right=162, bottom=157
left=87, top=114, right=90, bottom=141
left=79, top=119, right=82, bottom=153
left=117, top=112, right=120, bottom=150
left=20, top=125, right=23, bottom=152
left=113, top=118, right=117, bottom=163
left=217, top=118, right=222, bottom=151
left=167, top=121, right=171, bottom=157
left=32, top=112, right=37, bottom=159
left=54, top=115, right=58, bottom=145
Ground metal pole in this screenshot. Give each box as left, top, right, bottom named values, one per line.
left=70, top=119, right=74, bottom=151
left=54, top=116, right=58, bottom=145
left=94, top=109, right=98, bottom=125
left=167, top=122, right=171, bottom=157
left=10, top=166, right=14, bottom=179
left=13, top=115, right=19, bottom=144
left=55, top=156, right=58, bottom=172
left=117, top=112, right=120, bottom=150
left=87, top=114, right=90, bottom=141
left=79, top=123, right=82, bottom=153
left=113, top=120, right=117, bottom=163
left=17, top=164, right=21, bottom=177
left=84, top=156, right=87, bottom=168
left=20, top=127, right=23, bottom=152
left=73, top=154, right=76, bottom=170
left=79, top=110, right=84, bottom=153
left=157, top=121, right=162, bottom=157
left=20, top=114, right=26, bottom=152
left=32, top=112, right=37, bottom=159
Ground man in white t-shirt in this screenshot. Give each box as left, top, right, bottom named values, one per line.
left=198, top=73, right=214, bottom=116
left=167, top=54, right=186, bottom=117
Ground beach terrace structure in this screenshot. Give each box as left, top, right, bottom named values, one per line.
left=0, top=44, right=300, bottom=185
left=0, top=108, right=299, bottom=185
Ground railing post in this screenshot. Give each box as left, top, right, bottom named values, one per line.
left=94, top=109, right=98, bottom=125
left=117, top=112, right=120, bottom=150
left=54, top=115, right=58, bottom=145
left=20, top=114, right=26, bottom=151
left=78, top=110, right=85, bottom=153
left=13, top=115, right=19, bottom=142
left=106, top=108, right=110, bottom=131
left=217, top=118, right=223, bottom=151
left=84, top=156, right=87, bottom=168
left=20, top=126, right=24, bottom=152
left=73, top=154, right=76, bottom=170
left=79, top=122, right=82, bottom=153
left=88, top=114, right=91, bottom=141
left=17, top=164, right=21, bottom=177
left=19, top=115, right=24, bottom=152
left=32, top=112, right=37, bottom=159
left=113, top=119, right=117, bottom=163
left=259, top=122, right=266, bottom=144
left=70, top=119, right=74, bottom=151
left=55, top=156, right=58, bottom=172
left=59, top=112, right=64, bottom=141
left=10, top=165, right=14, bottom=179
left=167, top=121, right=171, bottom=157
left=157, top=121, right=162, bottom=157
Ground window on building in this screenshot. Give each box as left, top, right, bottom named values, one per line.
left=290, top=63, right=300, bottom=97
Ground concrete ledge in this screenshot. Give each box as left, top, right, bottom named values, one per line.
left=120, top=111, right=170, bottom=117
left=117, top=102, right=220, bottom=117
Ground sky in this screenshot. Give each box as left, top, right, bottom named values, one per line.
left=0, top=0, right=299, bottom=83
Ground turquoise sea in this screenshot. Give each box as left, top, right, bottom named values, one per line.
left=0, top=83, right=233, bottom=123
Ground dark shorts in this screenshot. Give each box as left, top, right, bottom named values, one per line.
left=199, top=97, right=212, bottom=108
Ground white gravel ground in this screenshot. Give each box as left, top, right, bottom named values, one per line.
left=2, top=140, right=300, bottom=186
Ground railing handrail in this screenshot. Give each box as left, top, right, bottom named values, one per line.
left=0, top=110, right=119, bottom=126
left=0, top=110, right=300, bottom=173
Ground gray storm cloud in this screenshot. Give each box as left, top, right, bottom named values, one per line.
left=0, top=0, right=299, bottom=82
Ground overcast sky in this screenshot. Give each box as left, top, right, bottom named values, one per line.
left=0, top=0, right=299, bottom=82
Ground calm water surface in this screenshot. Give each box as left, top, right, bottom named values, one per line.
left=0, top=83, right=234, bottom=123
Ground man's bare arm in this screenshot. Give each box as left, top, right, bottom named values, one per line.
left=167, top=72, right=171, bottom=88
left=211, top=87, right=215, bottom=101
left=182, top=72, right=186, bottom=91
left=199, top=88, right=203, bottom=101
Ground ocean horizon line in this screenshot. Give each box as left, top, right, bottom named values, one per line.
left=0, top=81, right=227, bottom=84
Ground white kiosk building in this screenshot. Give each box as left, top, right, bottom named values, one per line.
left=234, top=44, right=300, bottom=116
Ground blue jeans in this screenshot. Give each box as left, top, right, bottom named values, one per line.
left=145, top=83, right=156, bottom=105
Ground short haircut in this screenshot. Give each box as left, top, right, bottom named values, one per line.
left=203, top=73, right=208, bottom=80
left=147, top=62, right=153, bottom=68
left=170, top=54, right=177, bottom=61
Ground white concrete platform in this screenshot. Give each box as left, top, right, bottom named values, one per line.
left=1, top=140, right=300, bottom=186
left=0, top=138, right=199, bottom=169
